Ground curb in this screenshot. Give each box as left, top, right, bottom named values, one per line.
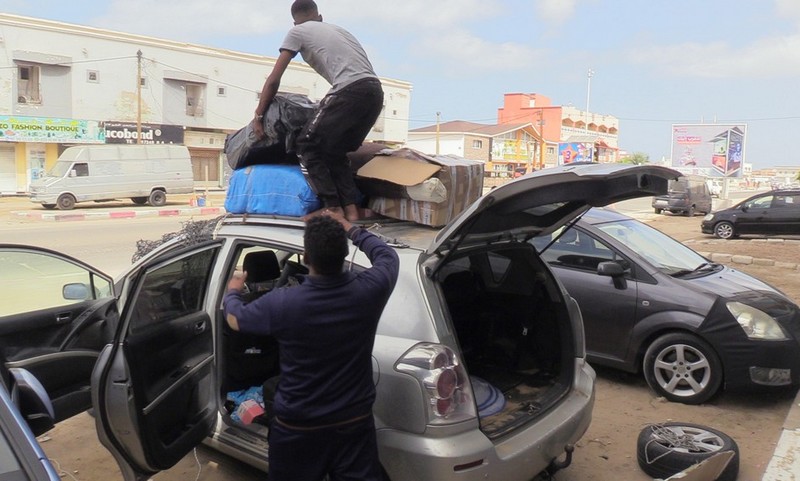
left=763, top=388, right=800, bottom=480
left=11, top=206, right=226, bottom=221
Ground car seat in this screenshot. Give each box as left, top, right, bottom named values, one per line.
left=243, top=250, right=281, bottom=296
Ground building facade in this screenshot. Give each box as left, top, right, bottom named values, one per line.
left=407, top=120, right=548, bottom=178
left=0, top=13, right=412, bottom=194
left=497, top=93, right=619, bottom=165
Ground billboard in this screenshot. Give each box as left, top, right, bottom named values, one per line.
left=671, top=124, right=746, bottom=177
left=558, top=142, right=593, bottom=165
left=104, top=122, right=184, bottom=145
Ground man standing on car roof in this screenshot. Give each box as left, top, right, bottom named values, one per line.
left=252, top=0, right=384, bottom=222
left=223, top=210, right=399, bottom=481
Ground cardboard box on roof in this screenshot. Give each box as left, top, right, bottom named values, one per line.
left=356, top=148, right=484, bottom=227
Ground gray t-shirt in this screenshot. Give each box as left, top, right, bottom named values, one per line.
left=280, top=21, right=377, bottom=93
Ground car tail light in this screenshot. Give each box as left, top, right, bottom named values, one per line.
left=396, top=343, right=476, bottom=424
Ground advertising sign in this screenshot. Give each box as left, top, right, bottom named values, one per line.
left=558, top=142, right=593, bottom=165
left=104, top=122, right=184, bottom=145
left=671, top=124, right=746, bottom=177
left=0, top=116, right=104, bottom=143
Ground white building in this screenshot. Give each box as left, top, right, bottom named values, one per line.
left=0, top=13, right=412, bottom=193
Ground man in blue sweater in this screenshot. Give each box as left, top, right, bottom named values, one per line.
left=223, top=211, right=399, bottom=481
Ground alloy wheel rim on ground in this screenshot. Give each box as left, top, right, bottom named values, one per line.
left=651, top=425, right=725, bottom=454
left=652, top=343, right=711, bottom=397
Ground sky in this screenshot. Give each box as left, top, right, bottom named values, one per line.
left=5, top=0, right=800, bottom=169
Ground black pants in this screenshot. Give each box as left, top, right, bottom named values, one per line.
left=296, top=78, right=384, bottom=208
left=267, top=414, right=385, bottom=481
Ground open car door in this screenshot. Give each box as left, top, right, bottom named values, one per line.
left=91, top=241, right=221, bottom=481
left=0, top=244, right=117, bottom=435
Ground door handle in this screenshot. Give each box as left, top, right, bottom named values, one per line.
left=56, top=313, right=72, bottom=324
left=193, top=321, right=206, bottom=333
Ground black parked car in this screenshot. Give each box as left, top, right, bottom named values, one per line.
left=701, top=189, right=800, bottom=239
left=533, top=208, right=800, bottom=404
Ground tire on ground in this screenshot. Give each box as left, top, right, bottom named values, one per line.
left=637, top=422, right=739, bottom=481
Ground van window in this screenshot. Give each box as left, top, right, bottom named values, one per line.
left=668, top=179, right=688, bottom=193
left=74, top=163, right=89, bottom=177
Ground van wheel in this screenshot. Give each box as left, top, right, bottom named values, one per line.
left=654, top=208, right=662, bottom=214
left=57, top=194, right=76, bottom=210
left=131, top=197, right=148, bottom=205
left=643, top=333, right=722, bottom=405
left=42, top=204, right=56, bottom=210
left=685, top=206, right=695, bottom=217
left=148, top=190, right=166, bottom=207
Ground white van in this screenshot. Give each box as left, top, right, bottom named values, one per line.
left=29, top=144, right=194, bottom=210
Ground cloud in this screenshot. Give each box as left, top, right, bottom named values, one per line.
left=627, top=33, right=800, bottom=78
left=414, top=29, right=542, bottom=74
left=534, top=0, right=578, bottom=24
left=776, top=0, right=800, bottom=25
left=91, top=0, right=288, bottom=40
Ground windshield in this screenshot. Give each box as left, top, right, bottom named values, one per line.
left=46, top=161, right=73, bottom=178
left=596, top=218, right=708, bottom=275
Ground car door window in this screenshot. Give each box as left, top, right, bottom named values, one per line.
left=128, top=247, right=216, bottom=334
left=746, top=195, right=772, bottom=209
left=0, top=250, right=112, bottom=317
left=536, top=227, right=621, bottom=271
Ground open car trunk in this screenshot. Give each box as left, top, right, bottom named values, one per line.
left=438, top=242, right=574, bottom=439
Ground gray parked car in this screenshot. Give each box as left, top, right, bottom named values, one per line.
left=533, top=208, right=800, bottom=404
left=0, top=164, right=676, bottom=480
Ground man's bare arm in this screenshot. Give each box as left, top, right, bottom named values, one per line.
left=253, top=50, right=295, bottom=139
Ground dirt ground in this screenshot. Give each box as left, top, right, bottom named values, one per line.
left=33, top=212, right=800, bottom=481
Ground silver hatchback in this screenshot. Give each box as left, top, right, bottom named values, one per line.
left=0, top=163, right=677, bottom=480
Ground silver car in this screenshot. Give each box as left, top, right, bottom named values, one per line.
left=1, top=163, right=676, bottom=480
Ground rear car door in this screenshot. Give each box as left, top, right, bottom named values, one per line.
left=92, top=241, right=221, bottom=481
left=0, top=245, right=116, bottom=424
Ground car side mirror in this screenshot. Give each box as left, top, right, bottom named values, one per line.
left=63, top=283, right=90, bottom=300
left=597, top=261, right=624, bottom=277
left=68, top=170, right=77, bottom=177
left=597, top=261, right=627, bottom=289
left=740, top=205, right=748, bottom=212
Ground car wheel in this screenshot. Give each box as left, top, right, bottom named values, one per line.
left=654, top=208, right=662, bottom=214
left=637, top=422, right=739, bottom=481
left=148, top=190, right=166, bottom=207
left=685, top=206, right=695, bottom=217
left=42, top=204, right=56, bottom=210
left=131, top=197, right=148, bottom=205
left=714, top=221, right=735, bottom=239
left=57, top=194, right=76, bottom=210
left=643, top=333, right=722, bottom=405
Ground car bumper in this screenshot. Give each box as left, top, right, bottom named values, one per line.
left=701, top=221, right=714, bottom=234
left=722, top=339, right=800, bottom=390
left=377, top=360, right=596, bottom=481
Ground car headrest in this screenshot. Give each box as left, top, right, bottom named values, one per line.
left=243, top=250, right=281, bottom=283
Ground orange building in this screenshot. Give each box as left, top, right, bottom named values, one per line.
left=498, top=93, right=619, bottom=165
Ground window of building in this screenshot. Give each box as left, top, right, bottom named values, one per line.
left=473, top=140, right=483, bottom=149
left=17, top=64, right=42, bottom=104
left=217, top=85, right=226, bottom=97
left=186, top=83, right=205, bottom=117
left=87, top=70, right=99, bottom=83
left=140, top=77, right=148, bottom=88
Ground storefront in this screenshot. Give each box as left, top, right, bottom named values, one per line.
left=0, top=115, right=104, bottom=194
left=184, top=130, right=228, bottom=189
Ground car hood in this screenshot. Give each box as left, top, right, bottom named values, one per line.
left=427, top=163, right=679, bottom=256
left=687, top=265, right=780, bottom=298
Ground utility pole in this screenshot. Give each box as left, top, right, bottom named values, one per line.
left=435, top=111, right=441, bottom=155
left=585, top=68, right=594, bottom=131
left=136, top=50, right=143, bottom=145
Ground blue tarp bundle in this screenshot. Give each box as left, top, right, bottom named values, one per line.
left=225, top=164, right=321, bottom=216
